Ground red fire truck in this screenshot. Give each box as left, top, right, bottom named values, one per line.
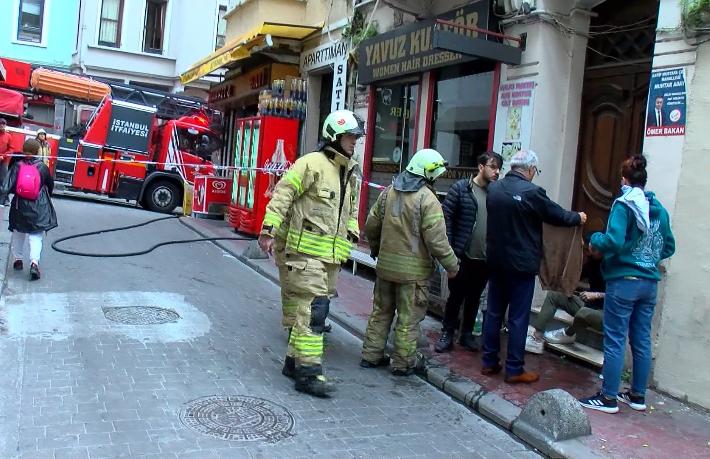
left=1, top=56, right=222, bottom=214
left=55, top=84, right=222, bottom=213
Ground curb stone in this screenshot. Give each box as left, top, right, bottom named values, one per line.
left=0, top=209, right=11, bottom=298
left=180, top=217, right=598, bottom=458
left=478, top=392, right=522, bottom=430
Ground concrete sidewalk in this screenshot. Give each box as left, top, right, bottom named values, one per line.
left=0, top=207, right=11, bottom=296
left=179, top=215, right=710, bottom=459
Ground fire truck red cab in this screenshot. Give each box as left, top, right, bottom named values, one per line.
left=57, top=87, right=221, bottom=213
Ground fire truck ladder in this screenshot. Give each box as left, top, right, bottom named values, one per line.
left=109, top=83, right=221, bottom=124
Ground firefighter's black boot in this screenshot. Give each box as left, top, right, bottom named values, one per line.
left=360, top=356, right=390, bottom=368
left=295, top=374, right=335, bottom=397
left=282, top=356, right=295, bottom=379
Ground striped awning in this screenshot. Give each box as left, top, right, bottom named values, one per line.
left=180, top=22, right=321, bottom=85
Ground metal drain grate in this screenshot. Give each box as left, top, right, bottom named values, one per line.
left=179, top=395, right=295, bottom=443
left=102, top=306, right=180, bottom=325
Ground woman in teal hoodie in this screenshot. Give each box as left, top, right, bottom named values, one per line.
left=579, top=155, right=675, bottom=414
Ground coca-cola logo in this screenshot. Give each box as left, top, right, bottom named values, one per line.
left=212, top=181, right=227, bottom=190
left=263, top=160, right=292, bottom=176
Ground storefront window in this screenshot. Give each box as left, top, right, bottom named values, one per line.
left=366, top=81, right=418, bottom=213
left=371, top=82, right=418, bottom=168
left=431, top=64, right=495, bottom=169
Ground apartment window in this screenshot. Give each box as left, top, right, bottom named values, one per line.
left=144, top=0, right=168, bottom=54
left=98, top=0, right=123, bottom=47
left=215, top=5, right=227, bottom=50
left=17, top=0, right=44, bottom=43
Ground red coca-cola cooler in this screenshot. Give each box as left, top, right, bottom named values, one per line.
left=192, top=174, right=233, bottom=219
left=228, top=115, right=299, bottom=235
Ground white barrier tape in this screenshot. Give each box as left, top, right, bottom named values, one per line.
left=5, top=153, right=392, bottom=190
left=4, top=153, right=286, bottom=173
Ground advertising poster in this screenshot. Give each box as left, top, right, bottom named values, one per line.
left=645, top=67, right=686, bottom=137
left=493, top=80, right=536, bottom=171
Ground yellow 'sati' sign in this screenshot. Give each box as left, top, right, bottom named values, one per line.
left=358, top=2, right=493, bottom=84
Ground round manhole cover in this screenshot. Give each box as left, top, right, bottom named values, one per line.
left=179, top=395, right=295, bottom=443
left=102, top=306, right=180, bottom=325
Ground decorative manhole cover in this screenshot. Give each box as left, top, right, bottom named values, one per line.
left=102, top=306, right=180, bottom=325
left=179, top=395, right=295, bottom=443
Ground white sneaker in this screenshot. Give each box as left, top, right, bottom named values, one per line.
left=525, top=334, right=544, bottom=354
left=544, top=328, right=576, bottom=344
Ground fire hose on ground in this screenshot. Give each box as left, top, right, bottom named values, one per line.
left=51, top=215, right=255, bottom=258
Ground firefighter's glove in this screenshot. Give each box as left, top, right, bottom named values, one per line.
left=347, top=231, right=359, bottom=244
left=258, top=233, right=275, bottom=256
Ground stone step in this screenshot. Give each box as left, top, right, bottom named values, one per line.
left=530, top=303, right=574, bottom=326
left=530, top=304, right=604, bottom=368
left=546, top=341, right=604, bottom=368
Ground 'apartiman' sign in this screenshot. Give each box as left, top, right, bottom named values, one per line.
left=301, top=41, right=349, bottom=73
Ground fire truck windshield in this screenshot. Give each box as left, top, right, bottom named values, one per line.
left=176, top=127, right=222, bottom=160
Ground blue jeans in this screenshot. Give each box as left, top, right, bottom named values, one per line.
left=602, top=278, right=658, bottom=397
left=482, top=270, right=536, bottom=376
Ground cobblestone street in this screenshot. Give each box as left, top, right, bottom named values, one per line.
left=0, top=198, right=538, bottom=458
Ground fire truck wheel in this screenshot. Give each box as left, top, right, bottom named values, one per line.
left=144, top=180, right=181, bottom=214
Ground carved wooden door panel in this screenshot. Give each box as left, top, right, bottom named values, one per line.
left=573, top=67, right=650, bottom=233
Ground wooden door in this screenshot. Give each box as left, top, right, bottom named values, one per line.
left=573, top=0, right=658, bottom=233
left=573, top=66, right=650, bottom=233
left=574, top=66, right=650, bottom=231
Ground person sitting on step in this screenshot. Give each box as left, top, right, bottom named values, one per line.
left=525, top=234, right=605, bottom=354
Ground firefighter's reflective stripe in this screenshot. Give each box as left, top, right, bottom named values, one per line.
left=284, top=170, right=303, bottom=195
left=439, top=252, right=459, bottom=269
left=376, top=251, right=435, bottom=279
left=347, top=217, right=359, bottom=234
left=287, top=229, right=352, bottom=263
left=263, top=211, right=283, bottom=228
left=289, top=332, right=323, bottom=356
left=422, top=211, right=444, bottom=228
left=262, top=149, right=359, bottom=264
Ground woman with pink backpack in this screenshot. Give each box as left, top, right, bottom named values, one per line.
left=0, top=138, right=57, bottom=280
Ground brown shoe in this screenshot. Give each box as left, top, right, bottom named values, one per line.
left=481, top=364, right=502, bottom=376
left=505, top=371, right=539, bottom=384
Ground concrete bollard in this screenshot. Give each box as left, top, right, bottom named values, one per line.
left=513, top=389, right=591, bottom=452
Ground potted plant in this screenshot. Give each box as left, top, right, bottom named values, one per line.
left=684, top=0, right=710, bottom=29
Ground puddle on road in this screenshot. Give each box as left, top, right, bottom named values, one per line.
left=1, top=291, right=210, bottom=342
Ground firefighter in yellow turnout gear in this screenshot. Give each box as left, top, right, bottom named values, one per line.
left=258, top=110, right=363, bottom=397
left=361, top=149, right=460, bottom=375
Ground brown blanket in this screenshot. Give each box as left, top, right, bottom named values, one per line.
left=539, top=224, right=584, bottom=297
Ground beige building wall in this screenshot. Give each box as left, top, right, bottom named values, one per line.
left=495, top=1, right=590, bottom=207
left=652, top=40, right=709, bottom=409
left=224, top=0, right=311, bottom=39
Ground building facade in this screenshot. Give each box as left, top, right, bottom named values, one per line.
left=72, top=0, right=229, bottom=96
left=183, top=0, right=710, bottom=409
left=1, top=0, right=79, bottom=69
left=352, top=0, right=710, bottom=409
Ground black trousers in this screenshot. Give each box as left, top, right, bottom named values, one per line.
left=0, top=162, right=8, bottom=204
left=442, top=257, right=489, bottom=335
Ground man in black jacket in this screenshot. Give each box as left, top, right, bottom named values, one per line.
left=481, top=150, right=586, bottom=384
left=436, top=151, right=503, bottom=353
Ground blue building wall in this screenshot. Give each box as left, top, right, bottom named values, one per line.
left=0, top=0, right=79, bottom=69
